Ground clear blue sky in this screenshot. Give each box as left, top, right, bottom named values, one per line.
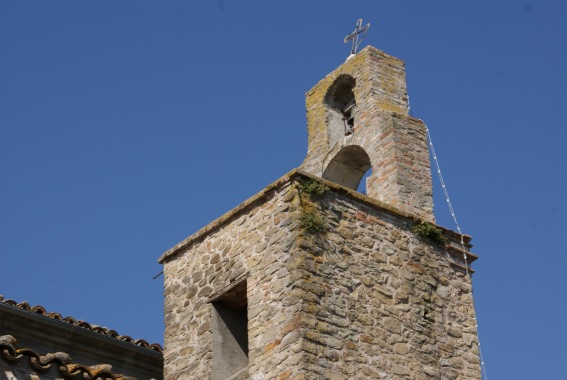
left=1, top=2, right=566, bottom=379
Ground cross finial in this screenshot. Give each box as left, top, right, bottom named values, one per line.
left=344, top=19, right=370, bottom=57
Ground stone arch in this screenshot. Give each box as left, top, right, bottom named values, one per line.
left=323, top=145, right=371, bottom=191
left=324, top=75, right=357, bottom=144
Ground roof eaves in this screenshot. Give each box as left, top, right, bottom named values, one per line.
left=0, top=296, right=162, bottom=353
left=0, top=334, right=137, bottom=380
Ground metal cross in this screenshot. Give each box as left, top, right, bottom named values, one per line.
left=344, top=19, right=370, bottom=56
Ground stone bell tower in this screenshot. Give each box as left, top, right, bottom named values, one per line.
left=300, top=46, right=433, bottom=222
left=159, top=46, right=481, bottom=380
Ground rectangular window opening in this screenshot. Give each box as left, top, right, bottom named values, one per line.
left=211, top=280, right=248, bottom=380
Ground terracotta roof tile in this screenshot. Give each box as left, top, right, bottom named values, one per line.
left=0, top=334, right=138, bottom=380
left=0, top=295, right=162, bottom=353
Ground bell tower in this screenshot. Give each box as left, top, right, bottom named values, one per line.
left=160, top=45, right=481, bottom=380
left=300, top=46, right=434, bottom=222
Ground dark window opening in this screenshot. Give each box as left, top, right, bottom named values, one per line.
left=211, top=280, right=248, bottom=380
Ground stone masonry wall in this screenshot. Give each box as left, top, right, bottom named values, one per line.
left=161, top=180, right=307, bottom=380
left=292, top=176, right=480, bottom=379
left=160, top=172, right=480, bottom=380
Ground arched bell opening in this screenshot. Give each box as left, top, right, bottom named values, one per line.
left=324, top=75, right=357, bottom=144
left=322, top=145, right=371, bottom=191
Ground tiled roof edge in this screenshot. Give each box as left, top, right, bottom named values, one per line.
left=0, top=296, right=162, bottom=353
left=0, top=334, right=138, bottom=380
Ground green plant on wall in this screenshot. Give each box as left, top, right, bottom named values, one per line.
left=297, top=177, right=329, bottom=198
left=300, top=211, right=326, bottom=234
left=411, top=222, right=446, bottom=244
left=296, top=177, right=329, bottom=235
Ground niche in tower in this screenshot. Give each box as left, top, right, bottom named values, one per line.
left=211, top=280, right=248, bottom=380
left=325, top=75, right=357, bottom=143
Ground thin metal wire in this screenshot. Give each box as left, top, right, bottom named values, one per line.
left=152, top=271, right=164, bottom=280
left=426, top=125, right=488, bottom=380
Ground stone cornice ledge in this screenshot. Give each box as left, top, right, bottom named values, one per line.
left=158, top=169, right=472, bottom=264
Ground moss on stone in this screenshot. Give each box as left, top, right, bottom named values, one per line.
left=300, top=211, right=327, bottom=235
left=411, top=222, right=446, bottom=244
left=297, top=178, right=329, bottom=198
